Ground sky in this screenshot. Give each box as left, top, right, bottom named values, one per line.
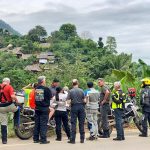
left=0, top=0, right=150, bottom=64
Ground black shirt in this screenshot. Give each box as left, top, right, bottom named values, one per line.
left=35, top=85, right=52, bottom=111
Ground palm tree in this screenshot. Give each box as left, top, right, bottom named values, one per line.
left=109, top=53, right=132, bottom=70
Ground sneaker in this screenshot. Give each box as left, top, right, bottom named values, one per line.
left=40, top=141, right=50, bottom=144
left=139, top=134, right=148, bottom=137
left=86, top=136, right=96, bottom=141
left=55, top=138, right=61, bottom=141
left=113, top=137, right=122, bottom=141
left=33, top=140, right=40, bottom=143
left=2, top=141, right=7, bottom=144
left=68, top=140, right=75, bottom=144
left=80, top=139, right=84, bottom=143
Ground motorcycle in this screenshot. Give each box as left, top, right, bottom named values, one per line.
left=14, top=93, right=71, bottom=140
left=97, top=97, right=143, bottom=135
left=14, top=105, right=58, bottom=140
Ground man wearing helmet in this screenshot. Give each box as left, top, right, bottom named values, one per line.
left=139, top=78, right=150, bottom=137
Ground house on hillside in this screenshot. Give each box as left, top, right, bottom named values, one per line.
left=37, top=51, right=55, bottom=64
left=21, top=54, right=33, bottom=60
left=10, top=47, right=23, bottom=58
left=24, top=64, right=42, bottom=72
left=7, top=44, right=13, bottom=50
left=37, top=53, right=48, bottom=64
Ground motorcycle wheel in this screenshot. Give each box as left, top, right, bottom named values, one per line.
left=97, top=118, right=113, bottom=135
left=14, top=116, right=34, bottom=140
left=133, top=116, right=143, bottom=133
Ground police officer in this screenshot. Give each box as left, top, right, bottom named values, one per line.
left=67, top=79, right=85, bottom=144
left=112, top=81, right=126, bottom=141
left=98, top=78, right=111, bottom=138
left=0, top=78, right=18, bottom=144
left=84, top=82, right=100, bottom=140
left=139, top=78, right=150, bottom=137
left=33, top=76, right=52, bottom=144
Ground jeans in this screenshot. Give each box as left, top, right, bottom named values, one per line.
left=86, top=111, right=98, bottom=137
left=33, top=110, right=49, bottom=142
left=142, top=111, right=150, bottom=135
left=114, top=108, right=124, bottom=139
left=70, top=104, right=85, bottom=142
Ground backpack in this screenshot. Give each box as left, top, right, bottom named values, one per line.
left=142, top=88, right=150, bottom=106
left=0, top=85, right=8, bottom=103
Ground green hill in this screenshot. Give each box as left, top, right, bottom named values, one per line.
left=0, top=19, right=21, bottom=36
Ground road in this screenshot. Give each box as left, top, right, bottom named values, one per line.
left=0, top=129, right=150, bottom=150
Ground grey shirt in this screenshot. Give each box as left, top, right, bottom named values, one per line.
left=67, top=87, right=85, bottom=105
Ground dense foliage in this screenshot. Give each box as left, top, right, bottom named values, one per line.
left=0, top=22, right=150, bottom=95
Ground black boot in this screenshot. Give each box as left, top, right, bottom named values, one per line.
left=139, top=133, right=148, bottom=137
left=1, top=125, right=7, bottom=144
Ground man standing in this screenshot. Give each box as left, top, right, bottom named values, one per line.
left=111, top=81, right=126, bottom=141
left=49, top=79, right=60, bottom=97
left=139, top=78, right=150, bottom=137
left=67, top=79, right=85, bottom=144
left=85, top=82, right=100, bottom=140
left=98, top=78, right=111, bottom=138
left=48, top=79, right=60, bottom=124
left=0, top=78, right=18, bottom=144
left=33, top=76, right=52, bottom=144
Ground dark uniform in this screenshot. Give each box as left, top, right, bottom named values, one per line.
left=33, top=85, right=52, bottom=143
left=112, top=89, right=126, bottom=140
left=99, top=85, right=110, bottom=138
left=67, top=87, right=85, bottom=143
left=139, top=86, right=150, bottom=137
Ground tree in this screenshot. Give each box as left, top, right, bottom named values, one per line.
left=59, top=24, right=77, bottom=40
left=27, top=25, right=47, bottom=42
left=108, top=53, right=132, bottom=70
left=97, top=37, right=104, bottom=48
left=80, top=31, right=93, bottom=40
left=106, top=36, right=117, bottom=54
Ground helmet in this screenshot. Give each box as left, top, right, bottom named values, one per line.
left=141, top=78, right=150, bottom=87
left=128, top=88, right=136, bottom=97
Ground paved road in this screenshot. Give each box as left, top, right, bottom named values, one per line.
left=0, top=129, right=150, bottom=150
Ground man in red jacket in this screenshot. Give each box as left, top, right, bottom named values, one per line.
left=0, top=78, right=18, bottom=144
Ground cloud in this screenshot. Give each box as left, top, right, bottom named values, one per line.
left=0, top=0, right=150, bottom=64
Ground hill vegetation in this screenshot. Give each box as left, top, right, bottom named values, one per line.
left=0, top=20, right=21, bottom=36
left=0, top=21, right=150, bottom=99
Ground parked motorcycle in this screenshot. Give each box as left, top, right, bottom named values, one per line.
left=14, top=93, right=71, bottom=140
left=97, top=97, right=143, bottom=135
left=14, top=105, right=58, bottom=140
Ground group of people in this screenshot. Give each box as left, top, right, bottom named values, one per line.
left=0, top=76, right=150, bottom=145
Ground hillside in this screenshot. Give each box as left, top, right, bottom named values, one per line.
left=0, top=19, right=21, bottom=36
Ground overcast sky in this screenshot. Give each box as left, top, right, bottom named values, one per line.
left=0, top=0, right=150, bottom=64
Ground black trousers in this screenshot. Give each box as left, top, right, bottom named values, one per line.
left=100, top=103, right=110, bottom=131
left=33, top=110, right=49, bottom=142
left=70, top=104, right=85, bottom=142
left=142, top=111, right=150, bottom=135
left=55, top=110, right=70, bottom=139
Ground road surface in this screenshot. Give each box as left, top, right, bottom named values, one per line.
left=0, top=129, right=150, bottom=150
